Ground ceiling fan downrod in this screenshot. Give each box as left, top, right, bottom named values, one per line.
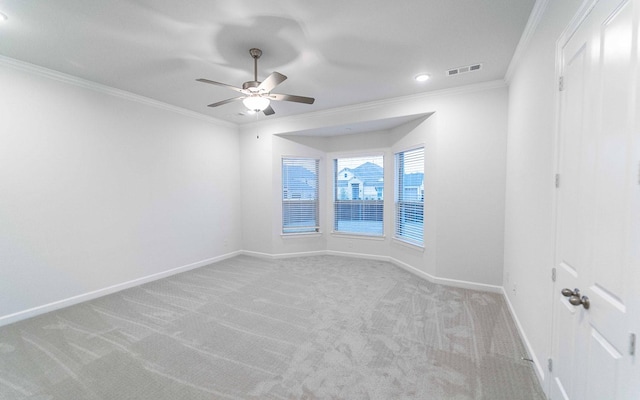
left=249, top=48, right=262, bottom=83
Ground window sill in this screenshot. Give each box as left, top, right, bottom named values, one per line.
left=392, top=237, right=425, bottom=251
left=331, top=232, right=386, bottom=241
left=281, top=232, right=323, bottom=239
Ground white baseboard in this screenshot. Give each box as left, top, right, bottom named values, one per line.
left=325, top=249, right=390, bottom=262
left=325, top=250, right=502, bottom=293
left=502, top=288, right=547, bottom=392
left=241, top=249, right=327, bottom=259
left=245, top=248, right=503, bottom=294
left=0, top=251, right=241, bottom=327
left=387, top=256, right=503, bottom=294
left=239, top=249, right=276, bottom=259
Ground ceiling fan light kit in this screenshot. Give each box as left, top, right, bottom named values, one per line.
left=197, top=48, right=315, bottom=116
left=243, top=96, right=270, bottom=111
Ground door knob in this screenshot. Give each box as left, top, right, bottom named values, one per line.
left=560, top=288, right=591, bottom=310
left=561, top=288, right=590, bottom=309
left=561, top=288, right=579, bottom=297
left=569, top=295, right=590, bottom=309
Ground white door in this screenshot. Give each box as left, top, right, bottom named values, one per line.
left=551, top=0, right=640, bottom=399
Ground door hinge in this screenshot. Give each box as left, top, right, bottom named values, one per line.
left=548, top=358, right=553, bottom=372
left=630, top=333, right=636, bottom=356
left=559, top=76, right=564, bottom=91
left=552, top=268, right=556, bottom=282
left=555, top=174, right=560, bottom=188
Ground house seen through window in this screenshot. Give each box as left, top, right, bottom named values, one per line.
left=333, top=155, right=384, bottom=235
left=282, top=158, right=319, bottom=234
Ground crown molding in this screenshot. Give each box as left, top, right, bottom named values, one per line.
left=0, top=55, right=236, bottom=129
left=505, top=0, right=551, bottom=82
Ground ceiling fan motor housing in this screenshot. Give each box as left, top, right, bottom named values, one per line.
left=243, top=81, right=261, bottom=92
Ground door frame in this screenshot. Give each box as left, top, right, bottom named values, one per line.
left=548, top=0, right=598, bottom=393
left=549, top=0, right=640, bottom=397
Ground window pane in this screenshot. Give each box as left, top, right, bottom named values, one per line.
left=282, top=158, right=319, bottom=234
left=333, top=155, right=384, bottom=235
left=395, top=148, right=424, bottom=245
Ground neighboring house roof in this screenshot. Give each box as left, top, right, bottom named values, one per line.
left=402, top=173, right=424, bottom=187
left=283, top=165, right=316, bottom=181
left=283, top=164, right=317, bottom=193
left=336, top=167, right=354, bottom=178
left=352, top=162, right=383, bottom=187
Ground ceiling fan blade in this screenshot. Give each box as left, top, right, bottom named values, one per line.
left=270, top=93, right=315, bottom=104
left=263, top=105, right=275, bottom=116
left=207, top=97, right=245, bottom=108
left=257, top=72, right=287, bottom=92
left=197, top=78, right=246, bottom=93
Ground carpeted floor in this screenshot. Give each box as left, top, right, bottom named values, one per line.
left=0, top=255, right=546, bottom=399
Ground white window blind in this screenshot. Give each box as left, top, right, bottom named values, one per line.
left=282, top=158, right=319, bottom=234
left=333, top=155, right=384, bottom=236
left=395, top=148, right=424, bottom=245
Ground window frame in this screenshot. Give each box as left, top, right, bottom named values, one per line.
left=394, top=146, right=425, bottom=247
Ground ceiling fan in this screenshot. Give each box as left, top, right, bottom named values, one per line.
left=197, top=48, right=315, bottom=116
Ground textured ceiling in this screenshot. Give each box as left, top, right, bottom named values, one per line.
left=0, top=0, right=535, bottom=126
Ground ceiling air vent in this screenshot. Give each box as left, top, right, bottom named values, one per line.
left=447, top=63, right=482, bottom=76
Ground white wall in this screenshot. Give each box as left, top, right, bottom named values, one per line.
left=240, top=127, right=275, bottom=255
left=427, top=88, right=508, bottom=286
left=0, top=61, right=242, bottom=324
left=503, top=0, right=584, bottom=388
left=240, top=82, right=508, bottom=288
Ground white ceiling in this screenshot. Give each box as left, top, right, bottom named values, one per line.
left=0, top=0, right=535, bottom=127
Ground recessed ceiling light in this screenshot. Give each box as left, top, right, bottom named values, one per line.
left=0, top=12, right=8, bottom=22
left=415, top=74, right=430, bottom=82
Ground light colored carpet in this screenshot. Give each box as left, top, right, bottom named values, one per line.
left=0, top=255, right=546, bottom=399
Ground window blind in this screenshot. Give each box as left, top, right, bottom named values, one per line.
left=395, top=148, right=424, bottom=245
left=333, top=155, right=384, bottom=236
left=282, top=158, right=319, bottom=234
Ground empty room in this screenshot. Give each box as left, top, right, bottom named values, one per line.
left=0, top=0, right=638, bottom=399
